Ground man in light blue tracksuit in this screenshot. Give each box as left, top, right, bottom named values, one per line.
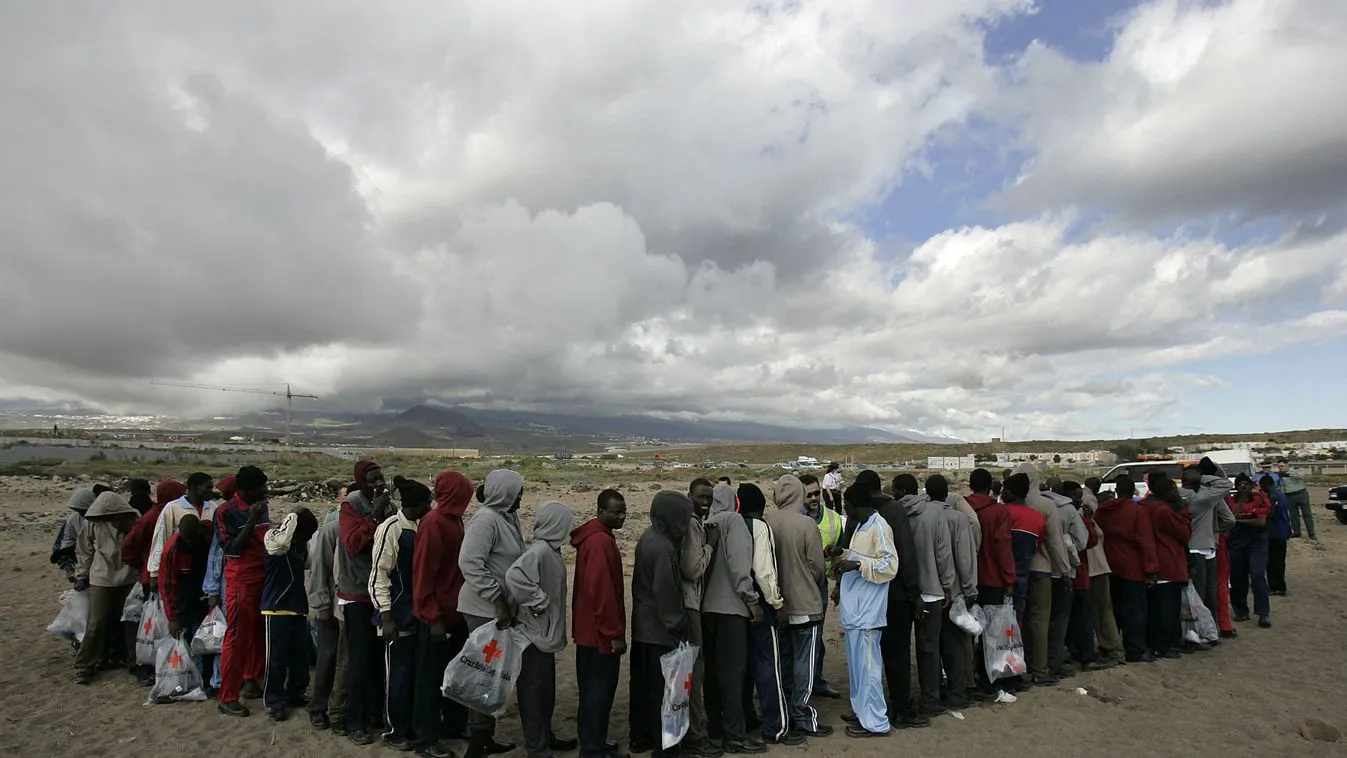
left=835, top=485, right=898, bottom=738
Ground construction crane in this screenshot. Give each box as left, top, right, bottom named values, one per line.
left=151, top=380, right=319, bottom=446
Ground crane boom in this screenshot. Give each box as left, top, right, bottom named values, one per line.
left=151, top=380, right=319, bottom=445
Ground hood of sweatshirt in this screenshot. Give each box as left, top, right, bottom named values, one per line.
left=570, top=516, right=613, bottom=549
left=966, top=493, right=998, bottom=513
left=156, top=479, right=187, bottom=508
left=1011, top=462, right=1040, bottom=492
left=900, top=492, right=929, bottom=517
left=86, top=491, right=138, bottom=519
left=652, top=491, right=693, bottom=543
left=532, top=500, right=574, bottom=549
left=434, top=470, right=474, bottom=518
left=482, top=469, right=525, bottom=512
left=711, top=483, right=736, bottom=515
left=68, top=488, right=97, bottom=513
left=773, top=475, right=805, bottom=513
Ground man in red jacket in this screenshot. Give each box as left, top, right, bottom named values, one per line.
left=217, top=465, right=272, bottom=716
left=122, top=478, right=187, bottom=684
left=572, top=489, right=628, bottom=758
left=966, top=469, right=1015, bottom=700
left=411, top=470, right=474, bottom=758
left=1093, top=476, right=1159, bottom=664
left=1141, top=472, right=1193, bottom=659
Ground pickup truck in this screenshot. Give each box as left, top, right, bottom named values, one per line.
left=1324, top=485, right=1347, bottom=524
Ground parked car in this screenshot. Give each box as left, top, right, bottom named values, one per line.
left=1324, top=484, right=1347, bottom=525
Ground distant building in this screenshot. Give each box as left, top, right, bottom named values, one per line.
left=927, top=455, right=976, bottom=471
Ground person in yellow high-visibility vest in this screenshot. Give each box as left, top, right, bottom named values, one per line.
left=800, top=474, right=844, bottom=698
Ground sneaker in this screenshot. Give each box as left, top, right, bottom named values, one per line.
left=798, top=725, right=834, bottom=738
left=1084, top=660, right=1118, bottom=671
left=218, top=701, right=251, bottom=718
left=891, top=713, right=930, bottom=729
left=994, top=690, right=1018, bottom=704
left=764, top=732, right=805, bottom=746
left=384, top=735, right=415, bottom=752
left=1032, top=674, right=1061, bottom=686
left=724, top=738, right=767, bottom=754
left=349, top=731, right=374, bottom=747
left=550, top=737, right=579, bottom=752
left=1233, top=614, right=1250, bottom=623
left=268, top=709, right=288, bottom=723
left=1054, top=666, right=1077, bottom=678
left=1258, top=617, right=1272, bottom=628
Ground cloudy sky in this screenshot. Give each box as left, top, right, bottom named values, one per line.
left=2, top=0, right=1345, bottom=441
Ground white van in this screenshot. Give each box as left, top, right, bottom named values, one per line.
left=1096, top=449, right=1257, bottom=499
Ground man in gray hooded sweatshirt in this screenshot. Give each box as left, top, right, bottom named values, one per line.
left=1046, top=477, right=1089, bottom=678
left=702, top=483, right=766, bottom=754
left=507, top=500, right=577, bottom=758
left=1012, top=462, right=1072, bottom=685
left=927, top=475, right=977, bottom=709
left=458, top=470, right=527, bottom=758
left=630, top=491, right=694, bottom=758
left=1181, top=460, right=1235, bottom=620
left=893, top=474, right=955, bottom=716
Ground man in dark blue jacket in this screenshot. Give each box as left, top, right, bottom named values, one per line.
left=262, top=507, right=319, bottom=721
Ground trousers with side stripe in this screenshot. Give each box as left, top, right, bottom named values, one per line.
left=384, top=628, right=419, bottom=739
left=263, top=614, right=310, bottom=712
left=746, top=621, right=788, bottom=741
left=784, top=624, right=821, bottom=732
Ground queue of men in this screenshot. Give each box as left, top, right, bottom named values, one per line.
left=55, top=454, right=1264, bottom=757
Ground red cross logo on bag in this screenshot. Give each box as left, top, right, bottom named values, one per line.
left=143, top=618, right=153, bottom=635
left=483, top=639, right=503, bottom=665
left=167, top=649, right=183, bottom=669
left=684, top=674, right=693, bottom=695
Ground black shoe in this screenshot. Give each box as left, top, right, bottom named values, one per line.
left=844, top=725, right=887, bottom=739
left=309, top=712, right=330, bottom=730
left=1054, top=666, right=1077, bottom=678
left=384, top=736, right=415, bottom=752
left=330, top=721, right=347, bottom=738
left=798, top=725, right=834, bottom=738
left=418, top=745, right=456, bottom=758
left=1258, top=617, right=1272, bottom=628
left=218, top=701, right=251, bottom=718
left=764, top=732, right=806, bottom=746
left=814, top=685, right=842, bottom=699
left=840, top=712, right=859, bottom=724
left=349, top=731, right=374, bottom=746
left=1219, top=629, right=1238, bottom=639
left=685, top=739, right=722, bottom=758
left=1031, top=675, right=1060, bottom=687
left=483, top=739, right=516, bottom=756
left=891, top=713, right=930, bottom=729
left=724, top=738, right=767, bottom=754
left=73, top=671, right=93, bottom=685
left=1233, top=614, right=1250, bottom=623
left=268, top=709, right=288, bottom=722
left=1084, top=660, right=1118, bottom=671
left=550, top=736, right=579, bottom=752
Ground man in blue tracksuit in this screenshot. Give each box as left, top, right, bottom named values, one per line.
left=262, top=507, right=320, bottom=721
left=835, top=485, right=898, bottom=738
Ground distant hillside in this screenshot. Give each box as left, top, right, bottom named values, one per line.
left=386, top=405, right=488, bottom=437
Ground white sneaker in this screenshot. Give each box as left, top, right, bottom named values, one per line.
left=994, top=690, right=1018, bottom=704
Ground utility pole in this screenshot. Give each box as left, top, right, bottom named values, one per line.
left=150, top=380, right=319, bottom=447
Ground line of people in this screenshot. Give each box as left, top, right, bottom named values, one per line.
left=53, top=453, right=1279, bottom=757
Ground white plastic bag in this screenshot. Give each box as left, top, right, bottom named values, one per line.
left=146, top=635, right=207, bottom=704
left=659, top=642, right=699, bottom=749
left=1181, top=584, right=1219, bottom=644
left=441, top=623, right=530, bottom=717
left=983, top=600, right=1027, bottom=682
left=190, top=606, right=227, bottom=655
left=48, top=589, right=90, bottom=644
left=136, top=595, right=170, bottom=665
left=970, top=603, right=989, bottom=636
left=950, top=596, right=983, bottom=636
left=121, top=583, right=145, bottom=624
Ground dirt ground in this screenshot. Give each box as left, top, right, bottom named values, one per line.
left=2, top=476, right=1346, bottom=757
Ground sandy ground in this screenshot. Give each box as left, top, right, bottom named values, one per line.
left=2, top=476, right=1346, bottom=757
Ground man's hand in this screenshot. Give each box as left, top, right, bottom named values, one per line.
left=169, top=619, right=181, bottom=637
left=494, top=596, right=514, bottom=629
left=72, top=578, right=89, bottom=591
left=611, top=638, right=628, bottom=656
left=249, top=499, right=267, bottom=519
left=372, top=490, right=393, bottom=520
left=830, top=582, right=841, bottom=608
left=381, top=616, right=399, bottom=639
left=748, top=602, right=765, bottom=626
left=832, top=559, right=859, bottom=577
left=207, top=595, right=220, bottom=611
left=823, top=545, right=840, bottom=559
left=429, top=622, right=446, bottom=638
